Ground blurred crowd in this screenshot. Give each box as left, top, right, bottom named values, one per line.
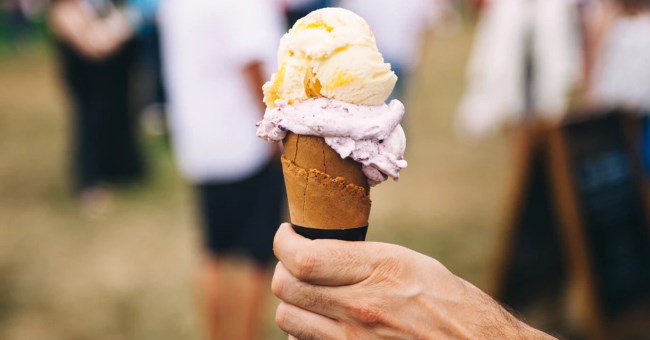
left=459, top=0, right=650, bottom=137
left=2, top=0, right=650, bottom=339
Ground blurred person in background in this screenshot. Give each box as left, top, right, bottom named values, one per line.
left=584, top=0, right=650, bottom=172
left=336, top=0, right=448, bottom=102
left=457, top=0, right=583, bottom=136
left=128, top=0, right=167, bottom=138
left=584, top=0, right=650, bottom=110
left=2, top=0, right=28, bottom=45
left=48, top=0, right=146, bottom=214
left=583, top=0, right=650, bottom=170
left=2, top=0, right=37, bottom=48
left=160, top=0, right=285, bottom=339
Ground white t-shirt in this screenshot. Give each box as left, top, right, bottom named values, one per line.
left=337, top=0, right=440, bottom=70
left=160, top=0, right=284, bottom=183
left=594, top=13, right=650, bottom=111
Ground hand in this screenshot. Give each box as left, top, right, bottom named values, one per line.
left=272, top=224, right=554, bottom=339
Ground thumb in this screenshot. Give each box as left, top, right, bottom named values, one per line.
left=273, top=223, right=379, bottom=286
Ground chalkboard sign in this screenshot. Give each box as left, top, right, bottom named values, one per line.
left=563, top=114, right=650, bottom=314
left=548, top=112, right=650, bottom=337
left=493, top=113, right=650, bottom=338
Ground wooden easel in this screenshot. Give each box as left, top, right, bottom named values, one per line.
left=493, top=112, right=650, bottom=339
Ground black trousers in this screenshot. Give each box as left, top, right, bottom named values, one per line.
left=56, top=39, right=145, bottom=192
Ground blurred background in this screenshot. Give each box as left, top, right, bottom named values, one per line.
left=1, top=0, right=649, bottom=339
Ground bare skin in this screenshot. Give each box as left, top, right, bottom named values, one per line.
left=244, top=61, right=267, bottom=113
left=49, top=0, right=132, bottom=60
left=198, top=256, right=268, bottom=340
left=272, top=223, right=555, bottom=339
left=245, top=61, right=282, bottom=158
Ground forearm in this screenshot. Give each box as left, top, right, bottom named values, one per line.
left=476, top=299, right=554, bottom=339
left=395, top=255, right=555, bottom=339
left=415, top=277, right=555, bottom=339
left=243, top=61, right=266, bottom=114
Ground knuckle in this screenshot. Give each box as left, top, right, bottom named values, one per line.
left=296, top=288, right=321, bottom=310
left=293, top=251, right=318, bottom=280
left=374, top=252, right=408, bottom=281
left=348, top=300, right=387, bottom=327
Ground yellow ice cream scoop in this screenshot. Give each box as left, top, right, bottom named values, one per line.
left=263, top=8, right=397, bottom=108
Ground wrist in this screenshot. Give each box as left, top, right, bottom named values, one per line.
left=471, top=289, right=556, bottom=339
left=414, top=261, right=556, bottom=339
left=502, top=319, right=556, bottom=340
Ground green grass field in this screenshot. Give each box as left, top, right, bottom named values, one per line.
left=0, top=24, right=515, bottom=339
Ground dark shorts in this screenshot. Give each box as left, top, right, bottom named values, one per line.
left=196, top=160, right=285, bottom=266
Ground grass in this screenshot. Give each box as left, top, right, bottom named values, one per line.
left=0, top=23, right=514, bottom=339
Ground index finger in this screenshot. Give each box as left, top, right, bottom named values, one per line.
left=273, top=223, right=377, bottom=286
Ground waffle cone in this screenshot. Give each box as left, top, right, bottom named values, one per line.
left=281, top=133, right=371, bottom=229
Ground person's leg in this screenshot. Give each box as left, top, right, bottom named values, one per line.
left=197, top=254, right=270, bottom=340
left=56, top=42, right=114, bottom=215
left=239, top=261, right=270, bottom=340
left=195, top=181, right=232, bottom=339
left=57, top=43, right=98, bottom=193
left=196, top=254, right=227, bottom=340
left=98, top=38, right=145, bottom=184
left=239, top=160, right=286, bottom=339
left=196, top=179, right=269, bottom=340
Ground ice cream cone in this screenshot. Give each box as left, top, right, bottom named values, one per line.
left=283, top=133, right=369, bottom=192
left=257, top=9, right=408, bottom=240
left=281, top=133, right=371, bottom=240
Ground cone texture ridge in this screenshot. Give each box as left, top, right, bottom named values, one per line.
left=281, top=133, right=371, bottom=229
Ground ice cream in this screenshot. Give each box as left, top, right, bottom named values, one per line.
left=256, top=8, right=407, bottom=239
left=257, top=97, right=406, bottom=186
left=262, top=7, right=397, bottom=108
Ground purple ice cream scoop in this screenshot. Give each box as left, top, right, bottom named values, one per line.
left=256, top=97, right=407, bottom=186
